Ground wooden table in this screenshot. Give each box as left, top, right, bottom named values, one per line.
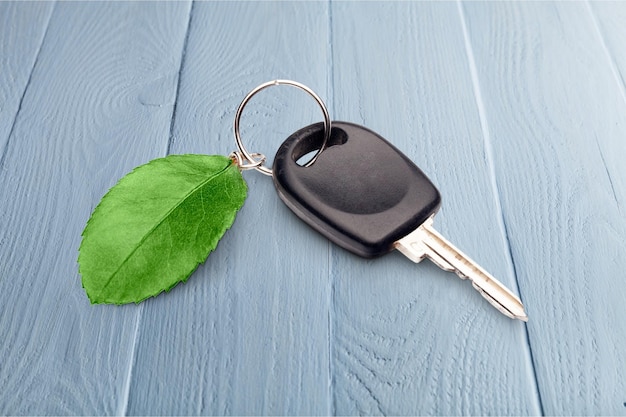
left=1, top=2, right=625, bottom=415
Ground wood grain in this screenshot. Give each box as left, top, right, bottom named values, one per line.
left=590, top=2, right=626, bottom=114
left=0, top=2, right=191, bottom=414
left=124, top=3, right=332, bottom=415
left=329, top=3, right=538, bottom=414
left=0, top=3, right=54, bottom=164
left=463, top=2, right=626, bottom=414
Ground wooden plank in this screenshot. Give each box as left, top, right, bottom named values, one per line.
left=124, top=3, right=332, bottom=415
left=329, top=2, right=539, bottom=414
left=0, top=3, right=191, bottom=414
left=590, top=3, right=626, bottom=194
left=463, top=2, right=626, bottom=415
left=0, top=2, right=54, bottom=160
left=590, top=1, right=626, bottom=91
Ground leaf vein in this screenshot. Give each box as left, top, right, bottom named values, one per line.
left=99, top=160, right=234, bottom=295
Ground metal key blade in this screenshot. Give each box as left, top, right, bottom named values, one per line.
left=395, top=216, right=528, bottom=322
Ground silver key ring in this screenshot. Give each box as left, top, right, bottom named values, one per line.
left=233, top=79, right=332, bottom=176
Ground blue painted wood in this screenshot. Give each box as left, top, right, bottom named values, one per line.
left=463, top=2, right=626, bottom=414
left=0, top=3, right=54, bottom=162
left=329, top=3, right=538, bottom=414
left=125, top=3, right=332, bottom=415
left=1, top=2, right=626, bottom=415
left=0, top=2, right=191, bottom=414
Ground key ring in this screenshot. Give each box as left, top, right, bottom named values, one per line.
left=233, top=79, right=332, bottom=176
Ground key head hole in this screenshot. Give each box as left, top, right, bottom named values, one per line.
left=293, top=124, right=348, bottom=166
left=286, top=123, right=409, bottom=215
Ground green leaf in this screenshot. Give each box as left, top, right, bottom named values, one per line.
left=78, top=154, right=247, bottom=304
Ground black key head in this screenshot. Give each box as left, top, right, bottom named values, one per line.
left=273, top=122, right=441, bottom=258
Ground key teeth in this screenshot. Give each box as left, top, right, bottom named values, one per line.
left=425, top=253, right=456, bottom=273
left=453, top=269, right=469, bottom=281
left=472, top=282, right=515, bottom=319
left=396, top=216, right=529, bottom=322
left=472, top=281, right=528, bottom=321
left=428, top=256, right=454, bottom=272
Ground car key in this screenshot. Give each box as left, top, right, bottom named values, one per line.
left=272, top=121, right=528, bottom=321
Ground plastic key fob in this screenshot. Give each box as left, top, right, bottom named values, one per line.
left=273, top=121, right=441, bottom=258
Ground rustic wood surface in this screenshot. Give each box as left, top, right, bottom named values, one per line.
left=1, top=2, right=625, bottom=415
